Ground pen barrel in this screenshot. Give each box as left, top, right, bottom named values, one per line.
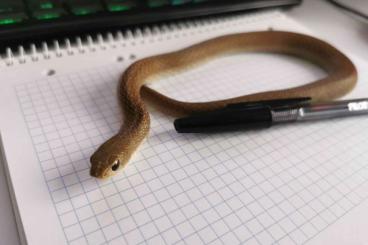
left=174, top=107, right=272, bottom=133
left=272, top=99, right=368, bottom=122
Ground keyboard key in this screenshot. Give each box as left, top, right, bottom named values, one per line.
left=28, top=1, right=66, bottom=20
left=105, top=0, right=137, bottom=12
left=39, top=2, right=54, bottom=9
left=0, top=12, right=27, bottom=25
left=147, top=0, right=170, bottom=8
left=0, top=0, right=25, bottom=13
left=171, top=0, right=191, bottom=5
left=33, top=10, right=65, bottom=20
left=66, top=0, right=104, bottom=16
left=28, top=0, right=63, bottom=10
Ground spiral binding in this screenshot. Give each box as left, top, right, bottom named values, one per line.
left=1, top=10, right=280, bottom=67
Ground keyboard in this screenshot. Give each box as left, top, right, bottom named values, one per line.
left=0, top=0, right=301, bottom=47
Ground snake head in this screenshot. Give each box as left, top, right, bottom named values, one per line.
left=90, top=135, right=126, bottom=179
left=90, top=154, right=122, bottom=179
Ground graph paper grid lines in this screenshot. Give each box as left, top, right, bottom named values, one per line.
left=15, top=53, right=368, bottom=245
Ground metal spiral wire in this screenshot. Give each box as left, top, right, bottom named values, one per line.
left=1, top=10, right=279, bottom=67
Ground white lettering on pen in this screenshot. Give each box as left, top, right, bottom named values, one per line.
left=348, top=101, right=368, bottom=111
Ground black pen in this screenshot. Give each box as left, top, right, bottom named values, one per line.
left=174, top=97, right=368, bottom=133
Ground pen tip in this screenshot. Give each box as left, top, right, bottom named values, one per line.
left=174, top=118, right=185, bottom=133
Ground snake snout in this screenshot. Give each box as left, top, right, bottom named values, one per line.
left=89, top=154, right=108, bottom=178
left=90, top=163, right=103, bottom=178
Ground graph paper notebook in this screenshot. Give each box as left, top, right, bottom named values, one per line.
left=1, top=10, right=368, bottom=245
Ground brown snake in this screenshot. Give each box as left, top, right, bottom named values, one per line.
left=90, top=31, right=357, bottom=179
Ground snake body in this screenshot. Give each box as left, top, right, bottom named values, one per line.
left=90, top=31, right=357, bottom=179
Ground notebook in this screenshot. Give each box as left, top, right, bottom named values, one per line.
left=1, top=10, right=368, bottom=245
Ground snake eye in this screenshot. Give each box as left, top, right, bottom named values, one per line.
left=111, top=160, right=120, bottom=171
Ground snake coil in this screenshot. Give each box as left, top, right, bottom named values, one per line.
left=90, top=31, right=357, bottom=179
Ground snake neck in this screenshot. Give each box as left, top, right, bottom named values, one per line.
left=90, top=69, right=151, bottom=178
left=89, top=113, right=150, bottom=178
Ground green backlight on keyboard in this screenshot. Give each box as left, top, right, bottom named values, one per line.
left=40, top=3, right=54, bottom=9
left=74, top=9, right=94, bottom=15
left=109, top=5, right=130, bottom=12
left=36, top=13, right=60, bottom=20
left=0, top=18, right=17, bottom=25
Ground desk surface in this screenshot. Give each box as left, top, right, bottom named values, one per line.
left=1, top=0, right=367, bottom=244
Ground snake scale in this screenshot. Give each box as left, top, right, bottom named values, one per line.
left=90, top=31, right=357, bottom=179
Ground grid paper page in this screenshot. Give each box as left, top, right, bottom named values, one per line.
left=15, top=53, right=368, bottom=245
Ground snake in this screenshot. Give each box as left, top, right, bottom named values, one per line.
left=89, top=31, right=357, bottom=179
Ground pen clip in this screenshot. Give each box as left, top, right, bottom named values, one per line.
left=225, top=97, right=311, bottom=110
